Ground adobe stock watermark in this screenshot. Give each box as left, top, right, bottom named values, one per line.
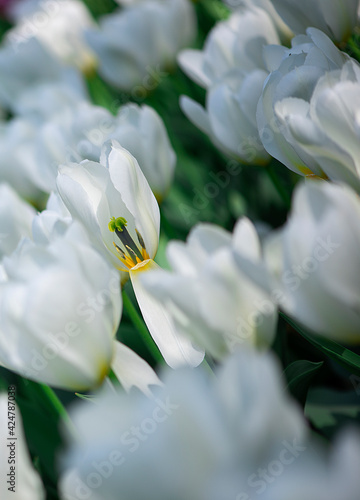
left=62, top=397, right=179, bottom=500
left=23, top=270, right=120, bottom=380
left=236, top=438, right=307, bottom=500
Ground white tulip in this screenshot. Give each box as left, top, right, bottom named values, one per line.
left=222, top=0, right=293, bottom=43
left=142, top=218, right=277, bottom=360
left=0, top=37, right=85, bottom=111
left=0, top=393, right=45, bottom=500
left=59, top=350, right=306, bottom=500
left=263, top=180, right=360, bottom=343
left=0, top=184, right=36, bottom=258
left=0, top=222, right=122, bottom=391
left=275, top=61, right=360, bottom=193
left=257, top=28, right=351, bottom=177
left=30, top=100, right=175, bottom=199
left=178, top=6, right=280, bottom=89
left=0, top=117, right=46, bottom=201
left=86, top=0, right=196, bottom=91
left=181, top=69, right=271, bottom=164
left=56, top=140, right=203, bottom=368
left=270, top=0, right=360, bottom=43
left=111, top=104, right=176, bottom=202
left=8, top=0, right=97, bottom=73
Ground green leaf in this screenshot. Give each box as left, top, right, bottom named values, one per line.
left=284, top=360, right=323, bottom=407
left=281, top=313, right=360, bottom=377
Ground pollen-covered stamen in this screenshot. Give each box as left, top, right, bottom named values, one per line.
left=109, top=216, right=149, bottom=268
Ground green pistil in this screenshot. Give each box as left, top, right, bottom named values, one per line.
left=109, top=216, right=144, bottom=263
left=108, top=216, right=128, bottom=232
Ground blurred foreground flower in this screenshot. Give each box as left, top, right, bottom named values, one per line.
left=86, top=0, right=196, bottom=92
left=56, top=141, right=203, bottom=368
left=0, top=393, right=45, bottom=500
left=0, top=223, right=121, bottom=391
left=142, top=218, right=277, bottom=360
left=59, top=349, right=306, bottom=500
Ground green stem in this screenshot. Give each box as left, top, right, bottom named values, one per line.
left=28, top=381, right=76, bottom=435
left=266, top=164, right=292, bottom=209
left=201, top=357, right=216, bottom=378
left=122, top=290, right=164, bottom=364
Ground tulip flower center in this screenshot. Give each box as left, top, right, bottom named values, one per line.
left=108, top=216, right=150, bottom=270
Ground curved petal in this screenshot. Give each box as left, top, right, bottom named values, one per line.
left=130, top=259, right=204, bottom=368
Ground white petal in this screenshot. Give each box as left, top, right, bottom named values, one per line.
left=102, top=140, right=160, bottom=259
left=130, top=259, right=204, bottom=368
left=111, top=340, right=162, bottom=397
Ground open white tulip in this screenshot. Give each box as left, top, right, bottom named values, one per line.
left=274, top=61, right=360, bottom=193
left=0, top=393, right=46, bottom=500
left=257, top=28, right=351, bottom=177
left=142, top=218, right=277, bottom=360
left=0, top=222, right=122, bottom=391
left=263, top=180, right=360, bottom=343
left=56, top=140, right=203, bottom=368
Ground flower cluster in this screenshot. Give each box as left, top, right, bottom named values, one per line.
left=0, top=1, right=360, bottom=499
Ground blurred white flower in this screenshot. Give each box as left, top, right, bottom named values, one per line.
left=263, top=180, right=360, bottom=344
left=110, top=104, right=176, bottom=202
left=0, top=222, right=122, bottom=391
left=142, top=218, right=277, bottom=360
left=0, top=37, right=85, bottom=111
left=179, top=6, right=282, bottom=164
left=257, top=28, right=351, bottom=177
left=0, top=117, right=46, bottom=201
left=85, top=0, right=196, bottom=91
left=262, top=429, right=360, bottom=500
left=8, top=0, right=97, bottom=73
left=178, top=6, right=280, bottom=89
left=275, top=61, right=360, bottom=192
left=181, top=70, right=271, bottom=164
left=270, top=0, right=360, bottom=43
left=59, top=349, right=306, bottom=500
left=222, top=0, right=293, bottom=43
left=35, top=101, right=176, bottom=199
left=0, top=183, right=36, bottom=258
left=56, top=140, right=203, bottom=368
left=0, top=393, right=46, bottom=500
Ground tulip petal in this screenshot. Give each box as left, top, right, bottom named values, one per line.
left=130, top=259, right=204, bottom=368
left=111, top=340, right=162, bottom=397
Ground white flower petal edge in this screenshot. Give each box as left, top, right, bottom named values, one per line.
left=131, top=259, right=204, bottom=368
left=111, top=340, right=162, bottom=397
